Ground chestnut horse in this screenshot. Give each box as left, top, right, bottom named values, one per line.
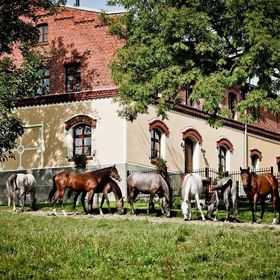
left=240, top=167, right=280, bottom=224
left=48, top=165, right=121, bottom=216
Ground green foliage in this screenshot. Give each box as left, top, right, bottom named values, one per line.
left=154, top=156, right=167, bottom=172
left=0, top=0, right=65, bottom=162
left=107, top=0, right=280, bottom=126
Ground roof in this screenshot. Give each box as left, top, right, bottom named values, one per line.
left=63, top=4, right=126, bottom=15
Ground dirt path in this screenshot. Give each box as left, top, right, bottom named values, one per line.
left=19, top=209, right=280, bottom=230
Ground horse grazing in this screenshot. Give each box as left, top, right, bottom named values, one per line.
left=70, top=177, right=124, bottom=215
left=127, top=173, right=172, bottom=217
left=207, top=177, right=238, bottom=222
left=49, top=165, right=121, bottom=216
left=6, top=173, right=36, bottom=212
left=181, top=173, right=208, bottom=221
left=99, top=178, right=124, bottom=215
left=240, top=167, right=280, bottom=224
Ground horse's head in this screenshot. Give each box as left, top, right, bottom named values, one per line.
left=162, top=197, right=171, bottom=218
left=240, top=167, right=251, bottom=188
left=116, top=197, right=125, bottom=215
left=110, top=165, right=122, bottom=182
left=207, top=194, right=218, bottom=220
left=181, top=200, right=190, bottom=221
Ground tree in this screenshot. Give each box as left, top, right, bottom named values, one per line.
left=107, top=0, right=280, bottom=126
left=0, top=0, right=65, bottom=162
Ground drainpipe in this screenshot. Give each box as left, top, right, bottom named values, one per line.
left=75, top=0, right=80, bottom=6
left=244, top=119, right=248, bottom=169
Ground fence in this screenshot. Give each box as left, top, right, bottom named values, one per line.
left=127, top=166, right=277, bottom=205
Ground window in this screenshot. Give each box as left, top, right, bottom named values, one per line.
left=216, top=138, right=233, bottom=173
left=228, top=92, right=237, bottom=118
left=218, top=146, right=227, bottom=174
left=250, top=149, right=262, bottom=171
left=38, top=24, right=48, bottom=43
left=36, top=68, right=50, bottom=95
left=182, top=128, right=203, bottom=172
left=73, top=124, right=92, bottom=156
left=65, top=115, right=96, bottom=160
left=151, top=128, right=161, bottom=160
left=65, top=63, right=81, bottom=92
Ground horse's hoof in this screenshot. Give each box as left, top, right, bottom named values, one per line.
left=272, top=218, right=277, bottom=225
left=61, top=210, right=67, bottom=217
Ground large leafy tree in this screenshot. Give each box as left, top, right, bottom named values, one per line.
left=107, top=0, right=280, bottom=126
left=0, top=0, right=65, bottom=162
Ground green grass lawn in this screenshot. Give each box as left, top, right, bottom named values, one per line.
left=1, top=201, right=280, bottom=280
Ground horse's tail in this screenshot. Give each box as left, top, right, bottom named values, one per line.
left=6, top=174, right=18, bottom=202
left=48, top=175, right=57, bottom=203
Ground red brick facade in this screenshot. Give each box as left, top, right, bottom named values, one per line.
left=33, top=7, right=125, bottom=94
left=12, top=6, right=280, bottom=138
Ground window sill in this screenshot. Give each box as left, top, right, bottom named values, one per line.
left=37, top=42, right=49, bottom=46
left=68, top=156, right=93, bottom=162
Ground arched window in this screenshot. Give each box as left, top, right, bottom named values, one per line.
left=149, top=120, right=169, bottom=162
left=182, top=128, right=203, bottom=172
left=150, top=128, right=161, bottom=160
left=250, top=149, right=262, bottom=171
left=65, top=115, right=96, bottom=159
left=216, top=138, right=233, bottom=173
left=218, top=146, right=227, bottom=173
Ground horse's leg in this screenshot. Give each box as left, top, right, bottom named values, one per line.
left=195, top=193, right=205, bottom=221
left=72, top=191, right=81, bottom=215
left=259, top=197, right=266, bottom=223
left=19, top=193, right=26, bottom=212
left=30, top=189, right=36, bottom=211
left=272, top=191, right=279, bottom=225
left=80, top=191, right=88, bottom=214
left=223, top=191, right=230, bottom=222
left=104, top=193, right=111, bottom=215
left=147, top=193, right=155, bottom=215
left=232, top=195, right=238, bottom=222
left=249, top=197, right=257, bottom=224
left=129, top=189, right=138, bottom=215
left=61, top=191, right=67, bottom=216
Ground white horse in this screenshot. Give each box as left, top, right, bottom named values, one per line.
left=6, top=173, right=36, bottom=212
left=181, top=173, right=207, bottom=221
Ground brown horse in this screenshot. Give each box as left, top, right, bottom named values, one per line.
left=48, top=165, right=121, bottom=216
left=240, top=167, right=280, bottom=224
left=70, top=177, right=124, bottom=215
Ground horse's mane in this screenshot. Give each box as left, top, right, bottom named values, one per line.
left=91, top=166, right=114, bottom=176
left=110, top=179, right=122, bottom=199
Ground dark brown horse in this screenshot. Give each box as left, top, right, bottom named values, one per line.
left=48, top=165, right=121, bottom=216
left=240, top=167, right=280, bottom=224
left=70, top=177, right=124, bottom=215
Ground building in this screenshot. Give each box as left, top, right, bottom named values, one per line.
left=0, top=5, right=280, bottom=202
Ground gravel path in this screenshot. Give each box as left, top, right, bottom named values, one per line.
left=17, top=209, right=280, bottom=230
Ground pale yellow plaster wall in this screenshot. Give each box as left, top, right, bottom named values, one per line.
left=127, top=106, right=246, bottom=173
left=248, top=135, right=280, bottom=171
left=2, top=99, right=126, bottom=170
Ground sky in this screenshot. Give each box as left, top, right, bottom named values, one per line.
left=67, top=0, right=125, bottom=12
